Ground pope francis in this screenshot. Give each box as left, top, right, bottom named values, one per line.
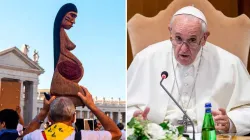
left=127, top=6, right=250, bottom=135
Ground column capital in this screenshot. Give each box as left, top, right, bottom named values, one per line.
left=19, top=80, right=25, bottom=85
left=32, top=80, right=39, bottom=85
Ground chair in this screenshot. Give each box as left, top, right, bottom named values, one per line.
left=127, top=0, right=250, bottom=67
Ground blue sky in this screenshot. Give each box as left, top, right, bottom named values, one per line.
left=0, top=1, right=126, bottom=99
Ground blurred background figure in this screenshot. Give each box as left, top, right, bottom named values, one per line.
left=16, top=106, right=25, bottom=137
left=43, top=121, right=51, bottom=129
left=117, top=123, right=125, bottom=140
left=94, top=119, right=103, bottom=131
left=0, top=109, right=19, bottom=140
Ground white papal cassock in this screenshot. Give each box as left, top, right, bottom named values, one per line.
left=127, top=40, right=250, bottom=135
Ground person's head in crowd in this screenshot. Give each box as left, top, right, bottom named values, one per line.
left=43, top=121, right=51, bottom=129
left=48, top=97, right=76, bottom=125
left=0, top=109, right=19, bottom=130
left=117, top=123, right=124, bottom=130
left=93, top=119, right=102, bottom=131
left=89, top=111, right=94, bottom=119
left=96, top=119, right=102, bottom=130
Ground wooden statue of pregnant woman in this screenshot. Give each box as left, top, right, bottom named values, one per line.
left=50, top=3, right=85, bottom=107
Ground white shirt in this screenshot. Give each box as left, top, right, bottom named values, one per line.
left=16, top=123, right=23, bottom=136
left=166, top=48, right=236, bottom=133
left=120, top=130, right=126, bottom=140
left=23, top=129, right=112, bottom=140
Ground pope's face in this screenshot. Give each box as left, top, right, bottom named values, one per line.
left=169, top=15, right=208, bottom=66
left=61, top=11, right=77, bottom=29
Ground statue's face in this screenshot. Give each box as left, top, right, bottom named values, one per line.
left=61, top=11, right=77, bottom=29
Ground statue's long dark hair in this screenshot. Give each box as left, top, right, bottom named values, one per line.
left=53, top=3, right=77, bottom=70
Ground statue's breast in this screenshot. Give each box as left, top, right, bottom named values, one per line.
left=57, top=60, right=82, bottom=80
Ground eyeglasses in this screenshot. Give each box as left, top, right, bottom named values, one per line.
left=171, top=35, right=204, bottom=49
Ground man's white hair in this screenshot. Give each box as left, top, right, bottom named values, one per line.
left=49, top=97, right=76, bottom=123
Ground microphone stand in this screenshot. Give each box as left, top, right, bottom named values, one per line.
left=160, top=78, right=195, bottom=140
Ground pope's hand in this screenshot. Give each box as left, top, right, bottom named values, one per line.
left=212, top=108, right=230, bottom=132
left=133, top=107, right=150, bottom=120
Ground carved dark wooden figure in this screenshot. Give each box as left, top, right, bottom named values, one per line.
left=50, top=3, right=85, bottom=107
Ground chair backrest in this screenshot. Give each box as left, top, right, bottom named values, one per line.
left=128, top=0, right=250, bottom=67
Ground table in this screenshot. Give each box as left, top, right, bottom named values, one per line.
left=217, top=135, right=250, bottom=140
left=187, top=133, right=250, bottom=140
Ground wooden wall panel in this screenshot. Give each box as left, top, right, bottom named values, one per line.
left=238, top=0, right=250, bottom=71
left=0, top=80, right=20, bottom=111
left=127, top=0, right=173, bottom=68
left=209, top=0, right=238, bottom=17
left=238, top=0, right=250, bottom=17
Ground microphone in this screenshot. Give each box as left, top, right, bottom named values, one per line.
left=160, top=71, right=195, bottom=140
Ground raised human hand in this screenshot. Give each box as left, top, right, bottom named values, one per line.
left=77, top=86, right=95, bottom=109
left=42, top=96, right=56, bottom=113
left=16, top=105, right=21, bottom=114
left=212, top=108, right=230, bottom=132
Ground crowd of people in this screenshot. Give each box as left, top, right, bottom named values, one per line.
left=0, top=86, right=124, bottom=140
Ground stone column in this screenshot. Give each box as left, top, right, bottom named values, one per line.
left=122, top=112, right=125, bottom=123
left=110, top=111, right=113, bottom=120
left=118, top=112, right=122, bottom=123
left=83, top=111, right=86, bottom=119
left=23, top=82, right=28, bottom=125
left=31, top=81, right=38, bottom=119
left=80, top=109, right=83, bottom=118
left=25, top=80, right=38, bottom=123
left=19, top=79, right=24, bottom=117
left=87, top=111, right=90, bottom=118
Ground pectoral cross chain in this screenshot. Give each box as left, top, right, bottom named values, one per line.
left=177, top=113, right=192, bottom=132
